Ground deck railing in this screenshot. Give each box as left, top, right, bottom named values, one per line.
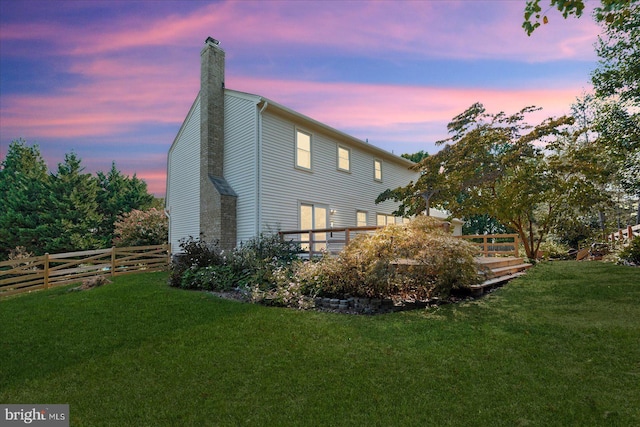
left=457, top=234, right=520, bottom=258
left=279, top=226, right=382, bottom=257
left=0, top=244, right=170, bottom=297
left=279, top=225, right=518, bottom=258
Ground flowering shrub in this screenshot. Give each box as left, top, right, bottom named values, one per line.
left=298, top=216, right=481, bottom=300
left=249, top=266, right=316, bottom=310
left=113, top=208, right=168, bottom=247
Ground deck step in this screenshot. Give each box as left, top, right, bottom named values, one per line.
left=488, top=263, right=533, bottom=278
left=470, top=272, right=528, bottom=296
left=472, top=256, right=532, bottom=296
left=475, top=256, right=526, bottom=269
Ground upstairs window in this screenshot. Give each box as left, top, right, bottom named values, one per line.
left=374, top=159, right=382, bottom=181
left=337, top=146, right=350, bottom=172
left=296, top=130, right=311, bottom=170
left=376, top=213, right=396, bottom=226
left=356, top=211, right=368, bottom=227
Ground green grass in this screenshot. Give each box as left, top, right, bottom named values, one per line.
left=1, top=262, right=639, bottom=426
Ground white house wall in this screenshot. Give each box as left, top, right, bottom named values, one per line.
left=259, top=110, right=419, bottom=232
left=223, top=93, right=259, bottom=245
left=167, top=96, right=201, bottom=252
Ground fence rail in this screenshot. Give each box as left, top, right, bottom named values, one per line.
left=0, top=244, right=170, bottom=297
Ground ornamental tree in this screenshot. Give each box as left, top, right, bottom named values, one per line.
left=377, top=103, right=609, bottom=259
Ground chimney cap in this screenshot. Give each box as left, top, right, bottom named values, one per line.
left=205, top=37, right=220, bottom=46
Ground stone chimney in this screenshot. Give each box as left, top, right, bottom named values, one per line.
left=199, top=37, right=237, bottom=250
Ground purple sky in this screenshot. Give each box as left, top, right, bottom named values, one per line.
left=0, top=0, right=601, bottom=196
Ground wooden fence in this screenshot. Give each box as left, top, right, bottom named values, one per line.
left=606, top=224, right=640, bottom=245
left=0, top=244, right=170, bottom=297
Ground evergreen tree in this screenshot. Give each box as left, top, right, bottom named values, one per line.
left=96, top=163, right=155, bottom=246
left=0, top=140, right=50, bottom=259
left=43, top=152, right=103, bottom=253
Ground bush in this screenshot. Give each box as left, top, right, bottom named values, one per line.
left=249, top=265, right=316, bottom=310
left=228, top=232, right=301, bottom=289
left=168, top=236, right=225, bottom=287
left=298, top=216, right=481, bottom=300
left=113, top=208, right=168, bottom=247
left=538, top=239, right=571, bottom=260
left=170, top=232, right=301, bottom=291
left=179, top=264, right=236, bottom=291
left=619, top=238, right=640, bottom=265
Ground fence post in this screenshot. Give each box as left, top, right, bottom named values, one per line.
left=111, top=246, right=116, bottom=277
left=44, top=253, right=50, bottom=289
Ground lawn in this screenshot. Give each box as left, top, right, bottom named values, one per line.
left=1, top=261, right=639, bottom=426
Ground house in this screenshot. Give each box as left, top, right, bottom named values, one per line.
left=166, top=37, right=459, bottom=253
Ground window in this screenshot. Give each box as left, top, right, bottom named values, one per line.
left=337, top=146, right=350, bottom=172
left=296, top=130, right=311, bottom=170
left=356, top=211, right=367, bottom=227
left=374, top=159, right=382, bottom=181
left=376, top=213, right=396, bottom=226
left=300, top=203, right=327, bottom=252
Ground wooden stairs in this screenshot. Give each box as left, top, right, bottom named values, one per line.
left=471, top=256, right=532, bottom=296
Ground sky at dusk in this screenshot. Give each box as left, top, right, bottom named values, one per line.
left=0, top=0, right=602, bottom=197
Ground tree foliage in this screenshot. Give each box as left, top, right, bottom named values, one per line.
left=0, top=140, right=50, bottom=259
left=96, top=163, right=155, bottom=246
left=523, top=0, right=636, bottom=35
left=592, top=0, right=640, bottom=104
left=377, top=103, right=609, bottom=259
left=0, top=140, right=159, bottom=260
left=43, top=152, right=104, bottom=253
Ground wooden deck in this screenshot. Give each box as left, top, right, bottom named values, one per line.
left=471, top=256, right=532, bottom=296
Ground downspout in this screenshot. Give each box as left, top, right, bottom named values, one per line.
left=257, top=100, right=268, bottom=236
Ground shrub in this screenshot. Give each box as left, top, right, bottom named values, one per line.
left=249, top=265, right=316, bottom=310
left=229, top=232, right=301, bottom=289
left=298, top=216, right=481, bottom=300
left=618, top=237, right=640, bottom=265
left=179, top=264, right=236, bottom=291
left=113, top=208, right=168, bottom=247
left=170, top=232, right=301, bottom=291
left=538, top=239, right=571, bottom=260
left=168, top=236, right=225, bottom=287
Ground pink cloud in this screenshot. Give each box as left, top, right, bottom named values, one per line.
left=1, top=1, right=600, bottom=63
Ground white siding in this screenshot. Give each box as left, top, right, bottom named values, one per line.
left=166, top=97, right=201, bottom=253
left=224, top=93, right=259, bottom=245
left=259, top=111, right=418, bottom=232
